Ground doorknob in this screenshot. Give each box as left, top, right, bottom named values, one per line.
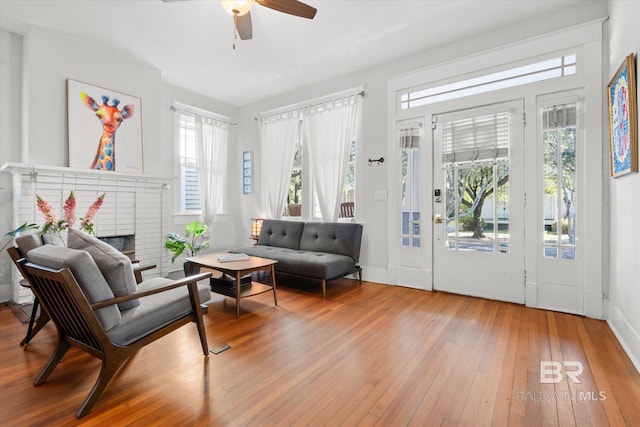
left=435, top=214, right=442, bottom=224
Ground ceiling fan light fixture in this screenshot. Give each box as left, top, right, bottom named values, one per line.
left=220, top=0, right=255, bottom=16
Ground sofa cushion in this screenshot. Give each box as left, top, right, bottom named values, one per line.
left=258, top=220, right=305, bottom=250
left=299, top=222, right=363, bottom=262
left=106, top=277, right=211, bottom=346
left=27, top=245, right=121, bottom=331
left=240, top=246, right=356, bottom=280
left=67, top=228, right=139, bottom=310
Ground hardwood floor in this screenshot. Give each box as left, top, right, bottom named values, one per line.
left=1, top=278, right=639, bottom=426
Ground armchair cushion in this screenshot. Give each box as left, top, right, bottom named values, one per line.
left=15, top=233, right=43, bottom=257
left=27, top=245, right=121, bottom=331
left=106, top=277, right=211, bottom=346
left=68, top=228, right=139, bottom=310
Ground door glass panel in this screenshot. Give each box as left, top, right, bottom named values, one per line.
left=441, top=109, right=511, bottom=254
left=542, top=104, right=577, bottom=260
left=401, top=148, right=421, bottom=247
left=444, top=159, right=510, bottom=253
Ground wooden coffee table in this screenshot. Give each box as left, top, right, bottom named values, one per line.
left=185, top=253, right=277, bottom=318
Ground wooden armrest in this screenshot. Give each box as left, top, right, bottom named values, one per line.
left=133, top=263, right=156, bottom=273
left=132, top=263, right=157, bottom=284
left=91, top=272, right=212, bottom=310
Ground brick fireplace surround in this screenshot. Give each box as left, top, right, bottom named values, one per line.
left=1, top=163, right=170, bottom=304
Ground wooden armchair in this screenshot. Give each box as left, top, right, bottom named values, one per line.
left=17, top=245, right=212, bottom=418
left=8, top=234, right=156, bottom=347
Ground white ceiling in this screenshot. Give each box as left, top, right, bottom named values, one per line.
left=0, top=0, right=586, bottom=107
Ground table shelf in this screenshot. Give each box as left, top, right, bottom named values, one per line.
left=210, top=281, right=274, bottom=299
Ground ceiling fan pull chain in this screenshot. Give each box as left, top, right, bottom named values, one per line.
left=232, top=14, right=238, bottom=50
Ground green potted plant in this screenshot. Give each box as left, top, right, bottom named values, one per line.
left=165, top=221, right=209, bottom=274
left=1, top=222, right=39, bottom=252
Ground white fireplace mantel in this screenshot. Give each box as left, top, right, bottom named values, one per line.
left=1, top=162, right=171, bottom=304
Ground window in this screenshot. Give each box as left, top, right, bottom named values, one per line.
left=178, top=112, right=200, bottom=212
left=341, top=140, right=356, bottom=213
left=284, top=128, right=357, bottom=219
left=400, top=54, right=576, bottom=110
left=286, top=125, right=303, bottom=216
left=542, top=103, right=577, bottom=260
left=281, top=104, right=361, bottom=220
left=174, top=105, right=229, bottom=216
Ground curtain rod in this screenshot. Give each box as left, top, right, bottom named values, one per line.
left=169, top=105, right=237, bottom=126
left=255, top=88, right=366, bottom=121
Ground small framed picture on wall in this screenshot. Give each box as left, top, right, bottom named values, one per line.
left=242, top=150, right=253, bottom=194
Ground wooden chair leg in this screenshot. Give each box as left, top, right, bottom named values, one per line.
left=21, top=307, right=50, bottom=348
left=21, top=298, right=41, bottom=347
left=34, top=338, right=70, bottom=385
left=321, top=279, right=327, bottom=298
left=194, top=305, right=209, bottom=356
left=76, top=352, right=135, bottom=418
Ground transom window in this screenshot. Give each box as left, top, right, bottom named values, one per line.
left=400, top=54, right=576, bottom=110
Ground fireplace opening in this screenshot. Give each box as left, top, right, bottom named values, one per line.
left=98, top=235, right=135, bottom=260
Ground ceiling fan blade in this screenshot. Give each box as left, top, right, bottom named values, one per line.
left=236, top=12, right=253, bottom=40
left=256, top=0, right=317, bottom=19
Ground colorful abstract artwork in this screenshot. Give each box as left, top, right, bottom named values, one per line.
left=607, top=53, right=638, bottom=177
left=67, top=79, right=143, bottom=173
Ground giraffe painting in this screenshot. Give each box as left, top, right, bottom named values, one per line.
left=80, top=92, right=135, bottom=171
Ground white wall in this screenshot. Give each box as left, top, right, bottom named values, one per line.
left=21, top=26, right=163, bottom=174
left=607, top=0, right=640, bottom=372
left=0, top=29, right=23, bottom=301
left=235, top=2, right=608, bottom=283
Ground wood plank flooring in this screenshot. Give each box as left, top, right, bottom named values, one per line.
left=1, top=278, right=639, bottom=426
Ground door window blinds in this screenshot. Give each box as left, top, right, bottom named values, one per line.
left=441, top=111, right=510, bottom=163
left=398, top=122, right=423, bottom=149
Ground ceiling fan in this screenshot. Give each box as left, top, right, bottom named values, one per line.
left=162, top=0, right=317, bottom=44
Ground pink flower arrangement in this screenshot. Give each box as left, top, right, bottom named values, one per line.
left=63, top=191, right=77, bottom=228
left=36, top=195, right=59, bottom=227
left=36, top=192, right=106, bottom=239
left=80, top=193, right=105, bottom=235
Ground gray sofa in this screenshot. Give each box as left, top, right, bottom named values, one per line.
left=237, top=220, right=363, bottom=296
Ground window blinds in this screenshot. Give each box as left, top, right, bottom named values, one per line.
left=542, top=105, right=576, bottom=129
left=398, top=123, right=422, bottom=149
left=441, top=111, right=510, bottom=163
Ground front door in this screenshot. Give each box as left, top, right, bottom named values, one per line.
left=432, top=100, right=525, bottom=303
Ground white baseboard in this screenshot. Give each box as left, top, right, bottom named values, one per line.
left=606, top=299, right=640, bottom=374
left=361, top=265, right=388, bottom=285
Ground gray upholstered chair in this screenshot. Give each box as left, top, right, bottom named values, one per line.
left=10, top=231, right=156, bottom=347
left=17, top=240, right=212, bottom=418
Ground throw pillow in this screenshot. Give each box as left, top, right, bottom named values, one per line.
left=28, top=245, right=121, bottom=331
left=67, top=228, right=139, bottom=310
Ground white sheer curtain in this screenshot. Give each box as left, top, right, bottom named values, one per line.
left=259, top=111, right=300, bottom=218
left=303, top=94, right=360, bottom=221
left=195, top=115, right=228, bottom=226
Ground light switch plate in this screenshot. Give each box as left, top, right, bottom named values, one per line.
left=374, top=190, right=387, bottom=201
